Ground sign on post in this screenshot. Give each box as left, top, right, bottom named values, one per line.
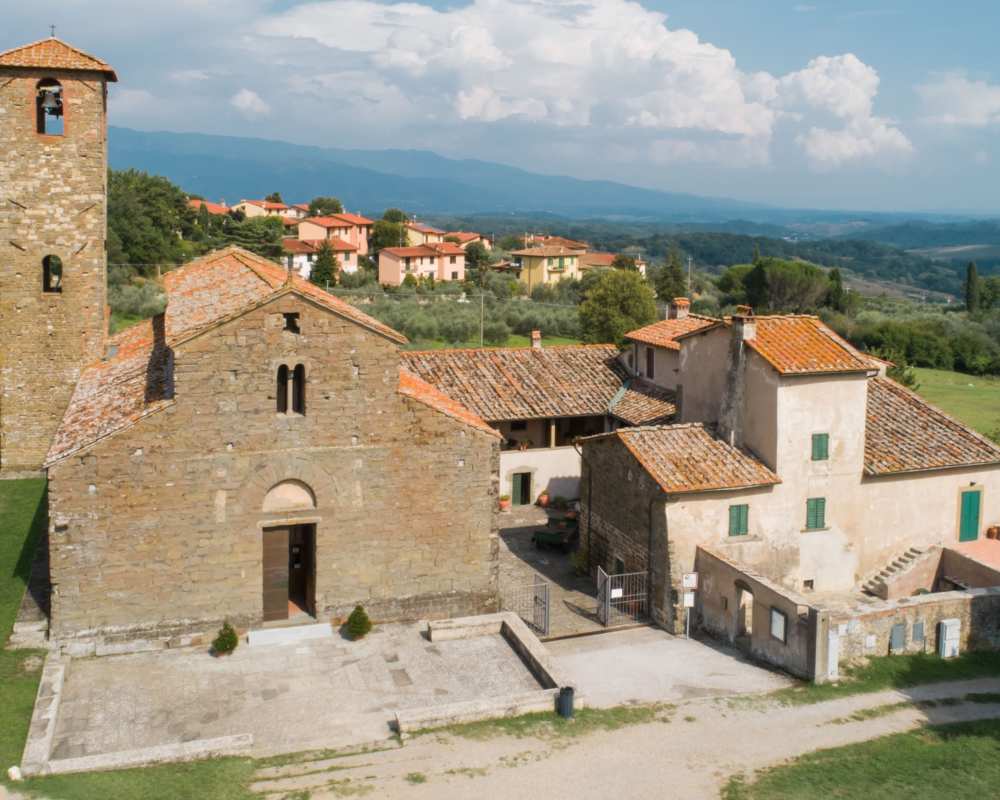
left=682, top=572, right=698, bottom=639
left=682, top=572, right=698, bottom=590
left=683, top=591, right=695, bottom=608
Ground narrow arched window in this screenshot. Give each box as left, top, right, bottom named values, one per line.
left=42, top=255, right=63, bottom=293
left=36, top=79, right=64, bottom=136
left=276, top=365, right=289, bottom=413
left=292, top=364, right=306, bottom=415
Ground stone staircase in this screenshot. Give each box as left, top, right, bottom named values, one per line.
left=861, top=546, right=926, bottom=599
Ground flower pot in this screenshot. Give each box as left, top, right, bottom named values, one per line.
left=499, top=498, right=512, bottom=512
left=537, top=493, right=550, bottom=507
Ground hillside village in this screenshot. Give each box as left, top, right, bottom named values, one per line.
left=3, top=33, right=1000, bottom=800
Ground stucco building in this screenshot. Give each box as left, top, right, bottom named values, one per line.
left=582, top=311, right=1000, bottom=640
left=378, top=243, right=466, bottom=285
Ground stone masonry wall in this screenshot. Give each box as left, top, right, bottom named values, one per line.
left=47, top=294, right=499, bottom=643
left=580, top=436, right=674, bottom=630
left=0, top=68, right=109, bottom=472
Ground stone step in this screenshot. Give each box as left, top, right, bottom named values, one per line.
left=247, top=622, right=334, bottom=647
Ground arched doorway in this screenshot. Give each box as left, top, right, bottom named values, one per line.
left=262, top=480, right=317, bottom=622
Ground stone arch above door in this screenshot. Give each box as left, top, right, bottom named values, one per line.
left=262, top=479, right=316, bottom=513
left=245, top=459, right=336, bottom=514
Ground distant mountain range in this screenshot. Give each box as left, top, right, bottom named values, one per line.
left=109, top=127, right=776, bottom=220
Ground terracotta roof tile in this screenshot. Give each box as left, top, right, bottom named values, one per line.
left=525, top=236, right=588, bottom=250
left=188, top=199, right=229, bottom=216
left=747, top=316, right=874, bottom=375
left=579, top=252, right=616, bottom=268
left=444, top=231, right=487, bottom=244
left=407, top=222, right=445, bottom=234
left=626, top=314, right=719, bottom=351
left=510, top=246, right=581, bottom=258
left=398, top=369, right=501, bottom=439
left=0, top=37, right=117, bottom=81
left=864, top=377, right=1000, bottom=475
left=334, top=212, right=373, bottom=226
left=382, top=243, right=464, bottom=258
left=607, top=423, right=781, bottom=495
left=46, top=247, right=408, bottom=464
left=401, top=345, right=675, bottom=423
left=610, top=381, right=677, bottom=426
left=302, top=216, right=352, bottom=229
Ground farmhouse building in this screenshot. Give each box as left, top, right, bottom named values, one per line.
left=402, top=339, right=675, bottom=504
left=581, top=311, right=1000, bottom=657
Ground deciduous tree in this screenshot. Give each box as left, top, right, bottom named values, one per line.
left=579, top=269, right=656, bottom=345
left=308, top=196, right=344, bottom=216
left=966, top=262, right=981, bottom=313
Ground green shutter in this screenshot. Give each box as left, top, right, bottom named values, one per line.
left=806, top=498, right=826, bottom=530
left=959, top=491, right=981, bottom=542
left=729, top=504, right=749, bottom=536
left=811, top=433, right=829, bottom=461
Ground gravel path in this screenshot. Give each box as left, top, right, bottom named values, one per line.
left=252, top=677, right=1000, bottom=799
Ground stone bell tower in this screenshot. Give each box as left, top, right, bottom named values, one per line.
left=0, top=37, right=117, bottom=473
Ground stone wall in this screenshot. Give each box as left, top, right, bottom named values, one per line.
left=832, top=587, right=1000, bottom=661
left=0, top=68, right=109, bottom=473
left=47, top=294, right=499, bottom=643
left=579, top=435, right=674, bottom=630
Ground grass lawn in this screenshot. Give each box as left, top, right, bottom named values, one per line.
left=0, top=479, right=47, bottom=773
left=404, top=333, right=583, bottom=350
left=770, top=651, right=1000, bottom=707
left=912, top=368, right=1000, bottom=436
left=724, top=718, right=1000, bottom=799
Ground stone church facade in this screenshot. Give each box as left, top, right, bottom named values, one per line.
left=1, top=39, right=501, bottom=647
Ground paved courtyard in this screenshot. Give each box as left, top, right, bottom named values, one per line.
left=499, top=506, right=604, bottom=637
left=50, top=622, right=541, bottom=760
left=548, top=625, right=793, bottom=707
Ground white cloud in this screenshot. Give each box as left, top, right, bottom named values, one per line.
left=230, top=88, right=270, bottom=117
left=168, top=69, right=213, bottom=82
left=917, top=72, right=1000, bottom=126
left=246, top=0, right=908, bottom=170
left=778, top=54, right=913, bottom=168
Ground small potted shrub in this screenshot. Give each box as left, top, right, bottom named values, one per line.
left=212, top=621, right=239, bottom=656
left=499, top=494, right=512, bottom=511
left=346, top=605, right=373, bottom=640
left=537, top=490, right=550, bottom=507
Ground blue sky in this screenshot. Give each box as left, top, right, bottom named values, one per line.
left=7, top=1, right=1000, bottom=213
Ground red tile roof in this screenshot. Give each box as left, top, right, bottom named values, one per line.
left=284, top=238, right=356, bottom=254
left=46, top=246, right=410, bottom=465
left=864, top=377, right=1000, bottom=476
left=334, top=212, right=373, bottom=226
left=675, top=314, right=877, bottom=375
left=382, top=243, right=464, bottom=258
left=0, top=37, right=118, bottom=81
left=510, top=246, right=581, bottom=258
left=610, top=381, right=678, bottom=426
left=244, top=200, right=288, bottom=211
left=579, top=252, right=617, bottom=268
left=526, top=235, right=588, bottom=250
left=401, top=345, right=675, bottom=424
left=626, top=314, right=719, bottom=351
left=398, top=369, right=500, bottom=439
left=406, top=222, right=445, bottom=234
left=302, top=216, right=352, bottom=229
left=444, top=231, right=488, bottom=245
left=188, top=199, right=229, bottom=216
left=599, top=423, right=781, bottom=496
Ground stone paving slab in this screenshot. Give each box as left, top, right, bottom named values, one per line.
left=49, top=622, right=542, bottom=760
left=499, top=506, right=603, bottom=637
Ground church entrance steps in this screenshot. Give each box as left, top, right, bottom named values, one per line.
left=247, top=621, right=331, bottom=647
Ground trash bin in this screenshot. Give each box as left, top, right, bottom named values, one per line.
left=557, top=686, right=575, bottom=719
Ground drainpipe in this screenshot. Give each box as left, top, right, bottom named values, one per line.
left=649, top=488, right=666, bottom=628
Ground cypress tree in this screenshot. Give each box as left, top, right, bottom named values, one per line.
left=744, top=260, right=770, bottom=311
left=966, top=261, right=981, bottom=312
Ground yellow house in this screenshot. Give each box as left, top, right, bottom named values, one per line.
left=509, top=246, right=582, bottom=290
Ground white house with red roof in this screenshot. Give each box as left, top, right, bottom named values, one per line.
left=282, top=238, right=358, bottom=278
left=232, top=199, right=290, bottom=218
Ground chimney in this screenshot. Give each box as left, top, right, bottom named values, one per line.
left=667, top=297, right=690, bottom=320
left=531, top=330, right=542, bottom=350
left=718, top=308, right=755, bottom=448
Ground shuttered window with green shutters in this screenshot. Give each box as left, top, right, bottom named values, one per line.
left=729, top=504, right=749, bottom=536
left=811, top=433, right=829, bottom=461
left=806, top=498, right=826, bottom=530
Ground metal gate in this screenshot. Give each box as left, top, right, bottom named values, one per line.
left=501, top=580, right=550, bottom=636
left=597, top=566, right=648, bottom=627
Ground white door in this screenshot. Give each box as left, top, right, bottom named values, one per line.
left=827, top=629, right=840, bottom=681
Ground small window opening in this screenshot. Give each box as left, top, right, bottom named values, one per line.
left=292, top=364, right=306, bottom=415
left=614, top=557, right=625, bottom=575
left=803, top=579, right=815, bottom=591
left=276, top=365, right=289, bottom=413
left=283, top=312, right=300, bottom=334
left=36, top=79, right=64, bottom=136
left=42, top=255, right=63, bottom=293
